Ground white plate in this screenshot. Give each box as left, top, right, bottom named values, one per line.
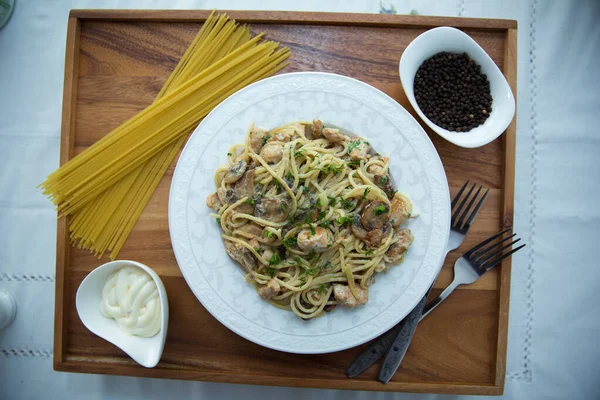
left=169, top=72, right=450, bottom=354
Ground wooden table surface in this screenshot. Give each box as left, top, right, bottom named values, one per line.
left=54, top=10, right=517, bottom=395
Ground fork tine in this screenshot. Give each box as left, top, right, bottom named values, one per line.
left=452, top=182, right=476, bottom=226
left=456, top=185, right=483, bottom=230
left=464, top=228, right=512, bottom=257
left=480, top=243, right=527, bottom=271
left=451, top=180, right=470, bottom=209
left=470, top=233, right=517, bottom=261
left=462, top=188, right=489, bottom=231
left=475, top=238, right=522, bottom=265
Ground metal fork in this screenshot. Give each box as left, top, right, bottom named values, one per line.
left=346, top=180, right=489, bottom=380
left=422, top=228, right=526, bottom=318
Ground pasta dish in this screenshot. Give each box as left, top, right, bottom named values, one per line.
left=206, top=120, right=414, bottom=319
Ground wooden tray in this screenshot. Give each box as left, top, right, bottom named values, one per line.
left=54, top=10, right=517, bottom=395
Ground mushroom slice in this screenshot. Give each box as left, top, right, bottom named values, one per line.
left=361, top=200, right=390, bottom=231
left=223, top=160, right=247, bottom=184
left=255, top=196, right=291, bottom=223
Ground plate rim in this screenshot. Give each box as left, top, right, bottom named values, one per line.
left=168, top=71, right=450, bottom=354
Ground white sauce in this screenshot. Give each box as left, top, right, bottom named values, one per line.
left=100, top=267, right=161, bottom=338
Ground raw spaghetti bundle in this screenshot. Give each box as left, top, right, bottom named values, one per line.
left=39, top=12, right=290, bottom=259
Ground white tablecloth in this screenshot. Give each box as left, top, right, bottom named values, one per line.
left=1, top=0, right=599, bottom=399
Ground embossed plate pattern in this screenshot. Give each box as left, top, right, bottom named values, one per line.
left=169, top=72, right=450, bottom=354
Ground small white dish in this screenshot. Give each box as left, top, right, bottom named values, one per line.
left=76, top=260, right=169, bottom=368
left=399, top=26, right=515, bottom=148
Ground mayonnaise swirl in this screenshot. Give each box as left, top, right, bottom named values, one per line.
left=100, top=267, right=161, bottom=338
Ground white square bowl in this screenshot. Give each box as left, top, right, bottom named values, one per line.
left=399, top=26, right=515, bottom=148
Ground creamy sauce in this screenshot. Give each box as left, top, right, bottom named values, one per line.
left=100, top=267, right=161, bottom=338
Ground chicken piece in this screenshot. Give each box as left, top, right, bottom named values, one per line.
left=322, top=127, right=347, bottom=144
left=255, top=196, right=291, bottom=223
left=268, top=131, right=293, bottom=143
left=348, top=136, right=371, bottom=160
left=333, top=284, right=368, bottom=308
left=261, top=247, right=274, bottom=264
left=223, top=241, right=256, bottom=273
left=389, top=193, right=410, bottom=227
left=206, top=193, right=222, bottom=210
left=386, top=228, right=414, bottom=264
left=311, top=119, right=324, bottom=138
left=259, top=141, right=284, bottom=164
left=361, top=200, right=390, bottom=231
left=249, top=128, right=269, bottom=153
left=223, top=160, right=247, bottom=184
left=297, top=227, right=334, bottom=253
left=258, top=279, right=281, bottom=300
left=367, top=156, right=389, bottom=176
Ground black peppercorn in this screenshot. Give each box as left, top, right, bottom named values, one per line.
left=414, top=52, right=492, bottom=132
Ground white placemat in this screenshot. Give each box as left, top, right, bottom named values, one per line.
left=1, top=0, right=599, bottom=399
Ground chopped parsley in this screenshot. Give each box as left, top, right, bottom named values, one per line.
left=328, top=196, right=336, bottom=207
left=285, top=171, right=293, bottom=181
left=301, top=185, right=310, bottom=193
left=269, top=253, right=281, bottom=265
left=216, top=217, right=221, bottom=225
left=255, top=247, right=264, bottom=253
left=306, top=251, right=317, bottom=260
left=347, top=160, right=361, bottom=168
left=316, top=197, right=324, bottom=207
left=245, top=198, right=256, bottom=206
left=306, top=267, right=319, bottom=276
left=280, top=202, right=287, bottom=213
left=318, top=284, right=325, bottom=294
left=340, top=198, right=355, bottom=210
left=374, top=205, right=389, bottom=215
left=283, top=236, right=297, bottom=248
left=303, top=214, right=313, bottom=224
left=348, top=139, right=361, bottom=153
left=335, top=215, right=355, bottom=225
left=363, top=187, right=371, bottom=199
left=264, top=230, right=275, bottom=239
left=378, top=176, right=389, bottom=185
left=407, top=212, right=412, bottom=218
left=288, top=213, right=296, bottom=223
left=365, top=249, right=374, bottom=256
left=319, top=220, right=331, bottom=228
left=266, top=267, right=275, bottom=277
left=294, top=150, right=304, bottom=157
left=227, top=152, right=232, bottom=156
left=262, top=134, right=272, bottom=146
left=317, top=210, right=326, bottom=220
left=309, top=224, right=316, bottom=235
left=319, top=163, right=342, bottom=176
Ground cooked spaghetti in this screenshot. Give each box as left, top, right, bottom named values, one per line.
left=206, top=120, right=415, bottom=319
